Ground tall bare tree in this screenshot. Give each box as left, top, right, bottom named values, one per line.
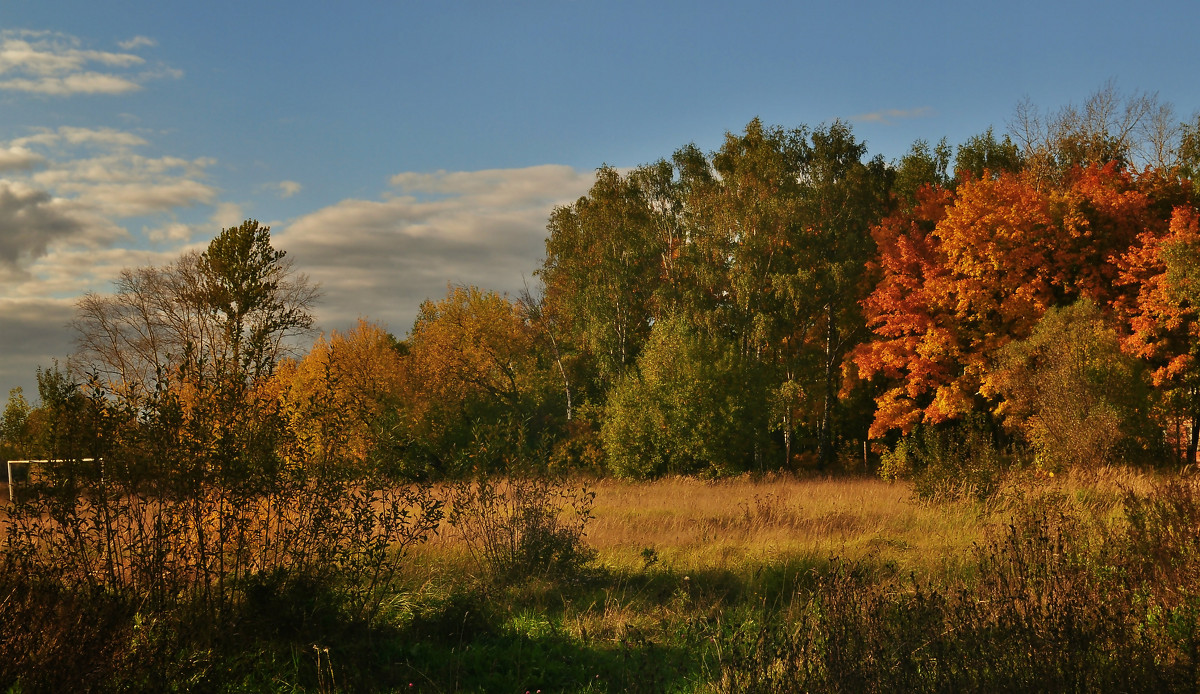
left=73, top=220, right=318, bottom=403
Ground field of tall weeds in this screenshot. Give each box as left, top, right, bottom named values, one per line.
left=3, top=467, right=1199, bottom=692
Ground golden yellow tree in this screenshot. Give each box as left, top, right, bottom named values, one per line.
left=275, top=319, right=406, bottom=470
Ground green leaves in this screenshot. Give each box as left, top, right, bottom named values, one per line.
left=602, top=316, right=765, bottom=478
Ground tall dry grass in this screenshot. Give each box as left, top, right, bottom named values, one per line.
left=585, top=473, right=983, bottom=576
left=419, top=465, right=1169, bottom=582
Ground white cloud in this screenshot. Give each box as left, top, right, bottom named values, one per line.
left=63, top=179, right=216, bottom=217
left=118, top=36, right=157, bottom=51
left=0, top=125, right=217, bottom=294
left=0, top=72, right=142, bottom=95
left=0, top=145, right=43, bottom=171
left=276, top=180, right=302, bottom=198
left=13, top=130, right=218, bottom=218
left=279, top=165, right=595, bottom=336
left=58, top=126, right=149, bottom=148
left=0, top=30, right=176, bottom=96
left=145, top=222, right=192, bottom=243
left=211, top=202, right=244, bottom=230
left=852, top=107, right=934, bottom=125
left=16, top=126, right=149, bottom=150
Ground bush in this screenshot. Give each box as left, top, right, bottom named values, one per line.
left=879, top=415, right=1010, bottom=501
left=992, top=299, right=1161, bottom=470
left=448, top=471, right=596, bottom=584
left=0, top=372, right=444, bottom=691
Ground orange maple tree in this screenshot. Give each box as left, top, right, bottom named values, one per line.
left=1119, top=205, right=1200, bottom=461
left=856, top=165, right=1155, bottom=439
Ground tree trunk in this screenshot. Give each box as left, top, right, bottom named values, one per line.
left=818, top=303, right=837, bottom=469
left=1189, top=412, right=1199, bottom=467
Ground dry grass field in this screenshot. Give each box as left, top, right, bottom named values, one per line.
left=421, top=466, right=1163, bottom=582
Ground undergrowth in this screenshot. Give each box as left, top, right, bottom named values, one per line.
left=6, top=469, right=1200, bottom=692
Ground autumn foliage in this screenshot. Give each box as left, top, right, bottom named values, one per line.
left=13, top=88, right=1200, bottom=483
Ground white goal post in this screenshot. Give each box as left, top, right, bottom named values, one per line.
left=6, top=459, right=100, bottom=501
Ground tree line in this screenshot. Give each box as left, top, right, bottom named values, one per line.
left=6, top=84, right=1200, bottom=481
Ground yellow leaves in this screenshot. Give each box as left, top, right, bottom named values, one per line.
left=274, top=318, right=406, bottom=467
left=406, top=285, right=535, bottom=408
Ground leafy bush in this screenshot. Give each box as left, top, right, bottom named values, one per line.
left=992, top=299, right=1161, bottom=470
left=879, top=415, right=1010, bottom=501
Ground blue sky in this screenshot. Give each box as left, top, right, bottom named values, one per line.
left=1, top=0, right=1199, bottom=398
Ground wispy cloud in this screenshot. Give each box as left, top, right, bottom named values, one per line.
left=118, top=36, right=157, bottom=51
left=0, top=125, right=216, bottom=280
left=16, top=126, right=149, bottom=149
left=274, top=180, right=302, bottom=198
left=851, top=106, right=934, bottom=125
left=0, top=30, right=176, bottom=96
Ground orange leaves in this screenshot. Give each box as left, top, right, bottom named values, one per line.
left=274, top=319, right=406, bottom=466
left=935, top=172, right=1056, bottom=325
left=1119, top=205, right=1200, bottom=388
left=406, top=285, right=536, bottom=410
left=857, top=166, right=1161, bottom=437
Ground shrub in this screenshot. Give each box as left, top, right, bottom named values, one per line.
left=0, top=371, right=443, bottom=691
left=602, top=315, right=767, bottom=478
left=879, top=415, right=1010, bottom=501
left=447, top=471, right=596, bottom=584
left=991, top=299, right=1161, bottom=470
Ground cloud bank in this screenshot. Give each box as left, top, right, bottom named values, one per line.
left=278, top=165, right=595, bottom=336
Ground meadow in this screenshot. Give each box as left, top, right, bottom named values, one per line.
left=7, top=466, right=1192, bottom=692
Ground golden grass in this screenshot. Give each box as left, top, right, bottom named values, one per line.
left=416, top=465, right=1176, bottom=586
left=583, top=473, right=986, bottom=577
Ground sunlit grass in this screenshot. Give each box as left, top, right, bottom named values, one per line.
left=585, top=474, right=983, bottom=576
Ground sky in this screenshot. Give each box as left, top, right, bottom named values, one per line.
left=1, top=0, right=1199, bottom=400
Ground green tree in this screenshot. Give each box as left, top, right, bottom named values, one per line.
left=602, top=315, right=765, bottom=478
left=199, top=219, right=318, bottom=383
left=793, top=122, right=892, bottom=467
left=73, top=220, right=318, bottom=403
left=0, top=387, right=30, bottom=460
left=893, top=137, right=951, bottom=206
left=683, top=119, right=890, bottom=468
left=541, top=167, right=664, bottom=390
left=954, top=127, right=1024, bottom=181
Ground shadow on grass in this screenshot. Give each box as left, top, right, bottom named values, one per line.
left=385, top=586, right=700, bottom=693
